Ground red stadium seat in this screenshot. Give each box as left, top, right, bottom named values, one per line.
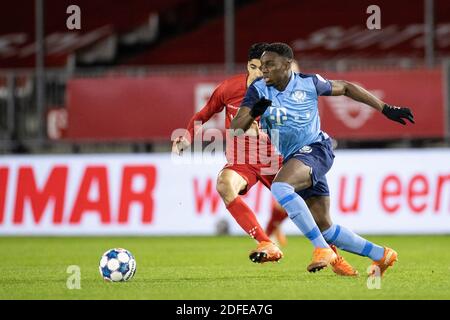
left=0, top=0, right=186, bottom=68
left=124, top=0, right=450, bottom=66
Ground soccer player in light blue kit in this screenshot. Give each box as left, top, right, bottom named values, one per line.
left=231, top=43, right=414, bottom=275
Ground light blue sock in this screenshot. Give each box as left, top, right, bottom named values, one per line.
left=322, top=224, right=385, bottom=261
left=271, top=182, right=329, bottom=249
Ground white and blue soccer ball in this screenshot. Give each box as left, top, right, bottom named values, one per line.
left=99, top=248, right=136, bottom=282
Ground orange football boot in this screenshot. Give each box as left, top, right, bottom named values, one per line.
left=368, top=247, right=398, bottom=277
left=307, top=247, right=337, bottom=273
left=329, top=245, right=359, bottom=276
left=249, top=241, right=283, bottom=263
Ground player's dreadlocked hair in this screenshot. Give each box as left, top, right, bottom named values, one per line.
left=247, top=42, right=270, bottom=61
left=265, top=42, right=294, bottom=59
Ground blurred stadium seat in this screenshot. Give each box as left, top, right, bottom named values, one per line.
left=125, top=0, right=450, bottom=69
left=0, top=0, right=186, bottom=68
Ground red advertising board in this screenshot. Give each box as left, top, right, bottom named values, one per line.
left=67, top=75, right=227, bottom=141
left=319, top=69, right=445, bottom=139
left=67, top=69, right=446, bottom=141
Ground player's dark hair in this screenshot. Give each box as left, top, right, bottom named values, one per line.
left=265, top=42, right=294, bottom=59
left=248, top=42, right=270, bottom=61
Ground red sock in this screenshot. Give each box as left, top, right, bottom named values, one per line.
left=226, top=197, right=271, bottom=243
left=266, top=200, right=288, bottom=236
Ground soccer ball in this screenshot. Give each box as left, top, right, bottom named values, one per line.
left=99, top=248, right=136, bottom=282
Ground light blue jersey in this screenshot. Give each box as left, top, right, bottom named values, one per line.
left=241, top=72, right=332, bottom=159
left=246, top=71, right=386, bottom=260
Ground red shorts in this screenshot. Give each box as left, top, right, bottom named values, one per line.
left=221, top=160, right=281, bottom=195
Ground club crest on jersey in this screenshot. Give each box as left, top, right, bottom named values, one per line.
left=292, top=90, right=306, bottom=102
left=299, top=145, right=312, bottom=153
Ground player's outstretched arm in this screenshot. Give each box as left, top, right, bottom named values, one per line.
left=172, top=136, right=191, bottom=155
left=330, top=80, right=414, bottom=125
left=173, top=83, right=227, bottom=155
left=230, top=106, right=254, bottom=134
left=231, top=98, right=272, bottom=134
left=172, top=110, right=208, bottom=155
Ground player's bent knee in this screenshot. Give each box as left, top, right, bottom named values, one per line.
left=216, top=177, right=240, bottom=205
left=273, top=159, right=313, bottom=191
left=216, top=179, right=232, bottom=197
left=271, top=182, right=295, bottom=203
left=271, top=182, right=304, bottom=220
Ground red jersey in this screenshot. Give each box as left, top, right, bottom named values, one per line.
left=185, top=74, right=279, bottom=165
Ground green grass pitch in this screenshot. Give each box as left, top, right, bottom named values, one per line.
left=1, top=235, right=449, bottom=300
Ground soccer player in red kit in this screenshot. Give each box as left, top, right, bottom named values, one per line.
left=174, top=43, right=286, bottom=263
left=173, top=43, right=357, bottom=275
